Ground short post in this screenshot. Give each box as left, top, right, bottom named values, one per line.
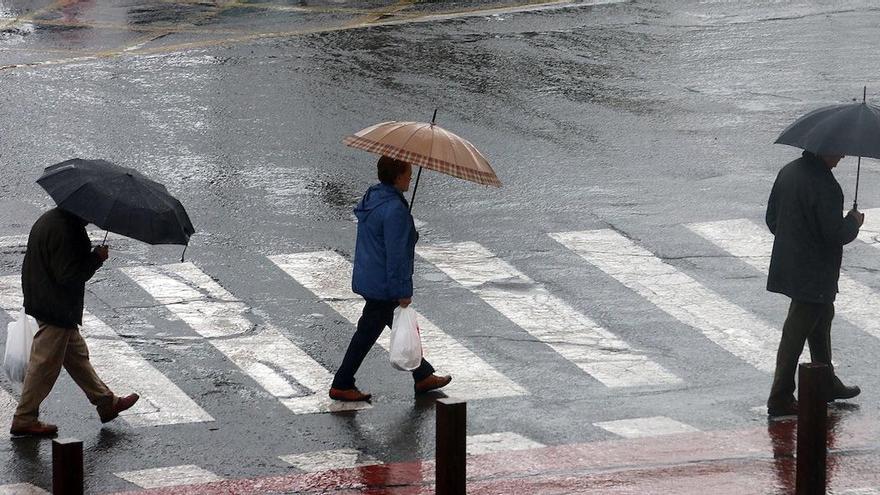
left=796, top=363, right=831, bottom=495
left=52, top=438, right=83, bottom=495
left=436, top=398, right=466, bottom=495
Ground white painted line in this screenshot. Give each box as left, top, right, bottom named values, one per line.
left=279, top=448, right=380, bottom=472
left=114, top=465, right=222, bottom=488
left=0, top=484, right=50, bottom=495
left=121, top=263, right=369, bottom=414
left=0, top=276, right=213, bottom=427
left=857, top=207, right=880, bottom=247
left=269, top=251, right=527, bottom=401
left=416, top=242, right=681, bottom=388
left=689, top=218, right=880, bottom=342
left=550, top=230, right=778, bottom=373
left=467, top=432, right=545, bottom=456
left=0, top=234, right=29, bottom=249
left=594, top=416, right=700, bottom=439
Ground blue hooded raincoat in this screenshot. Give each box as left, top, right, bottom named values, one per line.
left=352, top=183, right=419, bottom=301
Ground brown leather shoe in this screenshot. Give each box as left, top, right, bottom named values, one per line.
left=329, top=387, right=372, bottom=402
left=98, top=393, right=140, bottom=423
left=415, top=374, right=452, bottom=394
left=10, top=421, right=58, bottom=438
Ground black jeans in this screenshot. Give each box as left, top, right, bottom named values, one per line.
left=768, top=299, right=836, bottom=408
left=332, top=298, right=434, bottom=390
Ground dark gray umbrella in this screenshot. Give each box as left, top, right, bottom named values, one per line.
left=775, top=88, right=880, bottom=208
left=37, top=158, right=195, bottom=257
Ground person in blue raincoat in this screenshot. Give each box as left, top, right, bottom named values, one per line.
left=329, top=156, right=452, bottom=402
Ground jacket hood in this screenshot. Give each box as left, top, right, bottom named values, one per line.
left=354, top=183, right=406, bottom=221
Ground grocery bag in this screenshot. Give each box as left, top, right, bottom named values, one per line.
left=389, top=306, right=422, bottom=371
left=3, top=308, right=37, bottom=390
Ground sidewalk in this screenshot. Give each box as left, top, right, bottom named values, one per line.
left=113, top=413, right=880, bottom=495
left=112, top=410, right=880, bottom=495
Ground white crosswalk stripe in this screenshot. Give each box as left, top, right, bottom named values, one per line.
left=417, top=242, right=681, bottom=388
left=114, top=465, right=222, bottom=488
left=279, top=448, right=380, bottom=472
left=0, top=484, right=50, bottom=495
left=121, top=263, right=369, bottom=414
left=0, top=276, right=213, bottom=427
left=857, top=207, right=880, bottom=247
left=689, top=218, right=880, bottom=341
left=280, top=432, right=545, bottom=473
left=269, top=251, right=527, bottom=401
left=594, top=416, right=700, bottom=439
left=467, top=432, right=545, bottom=455
left=549, top=230, right=779, bottom=372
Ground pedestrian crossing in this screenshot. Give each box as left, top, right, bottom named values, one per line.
left=120, top=263, right=370, bottom=414
left=549, top=229, right=779, bottom=372
left=416, top=241, right=681, bottom=387
left=2, top=213, right=880, bottom=428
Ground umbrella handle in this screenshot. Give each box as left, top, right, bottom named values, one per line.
left=410, top=166, right=423, bottom=213
left=102, top=230, right=109, bottom=246
left=854, top=156, right=862, bottom=211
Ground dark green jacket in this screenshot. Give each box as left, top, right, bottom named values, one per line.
left=766, top=152, right=860, bottom=304
left=22, top=208, right=103, bottom=328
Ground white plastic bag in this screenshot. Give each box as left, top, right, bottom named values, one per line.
left=4, top=308, right=37, bottom=390
left=389, top=306, right=422, bottom=371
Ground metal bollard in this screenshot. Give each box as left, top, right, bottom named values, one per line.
left=796, top=363, right=831, bottom=495
left=52, top=438, right=83, bottom=495
left=436, top=398, right=466, bottom=495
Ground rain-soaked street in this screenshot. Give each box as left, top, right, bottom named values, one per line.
left=2, top=0, right=880, bottom=492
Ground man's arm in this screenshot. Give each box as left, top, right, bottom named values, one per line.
left=766, top=179, right=778, bottom=235
left=383, top=206, right=414, bottom=302
left=815, top=188, right=861, bottom=246
left=49, top=229, right=105, bottom=286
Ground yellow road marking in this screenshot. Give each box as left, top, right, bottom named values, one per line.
left=0, top=0, right=593, bottom=72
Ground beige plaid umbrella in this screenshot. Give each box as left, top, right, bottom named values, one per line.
left=343, top=119, right=501, bottom=208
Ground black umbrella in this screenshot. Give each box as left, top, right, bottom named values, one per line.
left=775, top=87, right=880, bottom=208
left=37, top=158, right=195, bottom=259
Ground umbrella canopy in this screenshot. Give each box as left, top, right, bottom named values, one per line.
left=775, top=101, right=880, bottom=159
left=343, top=120, right=501, bottom=187
left=37, top=158, right=195, bottom=246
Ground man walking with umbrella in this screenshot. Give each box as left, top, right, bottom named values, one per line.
left=10, top=207, right=139, bottom=437
left=765, top=151, right=863, bottom=417
left=766, top=92, right=880, bottom=417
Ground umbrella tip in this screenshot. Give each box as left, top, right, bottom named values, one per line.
left=431, top=108, right=438, bottom=125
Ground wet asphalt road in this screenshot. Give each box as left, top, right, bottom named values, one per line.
left=3, top=0, right=880, bottom=490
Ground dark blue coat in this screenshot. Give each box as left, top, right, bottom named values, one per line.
left=766, top=152, right=860, bottom=304
left=352, top=183, right=419, bottom=301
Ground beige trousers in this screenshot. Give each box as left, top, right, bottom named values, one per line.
left=12, top=321, right=114, bottom=427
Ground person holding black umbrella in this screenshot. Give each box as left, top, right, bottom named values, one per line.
left=11, top=157, right=195, bottom=436
left=765, top=152, right=863, bottom=418
left=10, top=207, right=139, bottom=437
left=766, top=92, right=880, bottom=417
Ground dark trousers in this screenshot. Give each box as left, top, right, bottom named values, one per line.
left=332, top=298, right=434, bottom=390
left=767, top=299, right=836, bottom=408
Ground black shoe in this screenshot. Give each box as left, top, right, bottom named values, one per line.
left=829, top=383, right=860, bottom=402
left=767, top=400, right=798, bottom=418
